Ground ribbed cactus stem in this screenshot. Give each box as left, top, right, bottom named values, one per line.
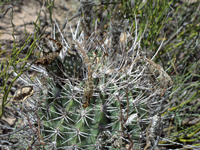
left=10, top=16, right=173, bottom=149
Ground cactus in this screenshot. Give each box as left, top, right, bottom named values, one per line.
left=11, top=7, right=173, bottom=150
left=15, top=22, right=171, bottom=150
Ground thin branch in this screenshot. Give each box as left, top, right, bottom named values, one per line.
left=0, top=6, right=12, bottom=19
left=161, top=3, right=200, bottom=50
left=0, top=124, right=30, bottom=137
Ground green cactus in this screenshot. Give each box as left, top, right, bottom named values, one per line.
left=33, top=26, right=173, bottom=149
left=10, top=7, right=173, bottom=150
left=9, top=27, right=173, bottom=150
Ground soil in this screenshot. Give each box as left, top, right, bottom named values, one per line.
left=0, top=0, right=80, bottom=59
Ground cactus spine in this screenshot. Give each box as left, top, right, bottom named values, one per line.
left=12, top=3, right=173, bottom=150
left=34, top=24, right=173, bottom=149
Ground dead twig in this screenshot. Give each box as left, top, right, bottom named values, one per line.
left=0, top=6, right=12, bottom=19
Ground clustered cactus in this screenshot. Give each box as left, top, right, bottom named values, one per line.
left=10, top=2, right=173, bottom=150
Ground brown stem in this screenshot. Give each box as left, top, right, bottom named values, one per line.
left=20, top=107, right=45, bottom=149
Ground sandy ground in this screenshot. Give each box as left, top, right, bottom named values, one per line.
left=0, top=0, right=80, bottom=58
